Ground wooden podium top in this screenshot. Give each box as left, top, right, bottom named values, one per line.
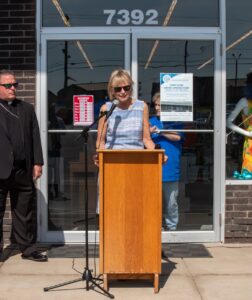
left=97, top=149, right=164, bottom=153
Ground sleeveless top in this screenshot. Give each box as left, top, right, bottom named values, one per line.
left=105, top=99, right=144, bottom=149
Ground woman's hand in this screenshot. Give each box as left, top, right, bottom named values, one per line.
left=93, top=152, right=99, bottom=167
left=163, top=154, right=168, bottom=164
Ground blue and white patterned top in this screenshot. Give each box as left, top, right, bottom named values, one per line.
left=105, top=99, right=144, bottom=149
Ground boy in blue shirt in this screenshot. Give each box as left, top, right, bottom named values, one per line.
left=150, top=93, right=183, bottom=230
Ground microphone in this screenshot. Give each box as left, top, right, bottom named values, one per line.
left=105, top=99, right=119, bottom=121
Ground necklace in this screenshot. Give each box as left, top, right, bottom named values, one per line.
left=0, top=103, right=19, bottom=119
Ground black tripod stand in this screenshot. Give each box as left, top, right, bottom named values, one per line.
left=44, top=112, right=114, bottom=298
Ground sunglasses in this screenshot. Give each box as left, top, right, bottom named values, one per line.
left=0, top=82, right=19, bottom=89
left=113, top=85, right=131, bottom=93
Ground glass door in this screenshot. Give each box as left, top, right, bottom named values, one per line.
left=132, top=29, right=222, bottom=242
left=39, top=29, right=222, bottom=244
left=39, top=33, right=130, bottom=243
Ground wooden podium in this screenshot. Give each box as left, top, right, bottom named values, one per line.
left=98, top=149, right=163, bottom=293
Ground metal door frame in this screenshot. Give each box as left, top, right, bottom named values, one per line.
left=132, top=28, right=223, bottom=242
left=37, top=27, right=225, bottom=243
left=38, top=32, right=130, bottom=243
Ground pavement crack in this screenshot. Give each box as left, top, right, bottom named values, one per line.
left=182, top=257, right=204, bottom=300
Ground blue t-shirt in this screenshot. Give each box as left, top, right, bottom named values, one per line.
left=149, top=116, right=183, bottom=182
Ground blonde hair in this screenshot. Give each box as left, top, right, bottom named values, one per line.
left=107, top=69, right=134, bottom=100
left=152, top=92, right=160, bottom=104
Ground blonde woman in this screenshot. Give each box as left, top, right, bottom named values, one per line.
left=96, top=69, right=155, bottom=151
left=94, top=69, right=156, bottom=213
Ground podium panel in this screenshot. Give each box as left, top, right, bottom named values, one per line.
left=98, top=150, right=163, bottom=292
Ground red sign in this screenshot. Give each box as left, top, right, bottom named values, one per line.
left=73, top=95, right=94, bottom=126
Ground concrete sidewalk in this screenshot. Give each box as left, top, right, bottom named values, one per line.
left=0, top=243, right=252, bottom=300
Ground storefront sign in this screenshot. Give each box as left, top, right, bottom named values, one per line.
left=103, top=9, right=158, bottom=25
left=160, top=73, right=193, bottom=122
left=73, top=95, right=94, bottom=126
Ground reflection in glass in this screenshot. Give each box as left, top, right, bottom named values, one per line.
left=48, top=132, right=98, bottom=230
left=47, top=39, right=125, bottom=230
left=139, top=39, right=214, bottom=130
left=42, top=0, right=219, bottom=27
left=47, top=40, right=124, bottom=129
left=226, top=0, right=252, bottom=179
left=139, top=39, right=214, bottom=230
left=47, top=132, right=214, bottom=231
left=179, top=132, right=213, bottom=230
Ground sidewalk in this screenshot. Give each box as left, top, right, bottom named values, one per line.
left=0, top=243, right=252, bottom=300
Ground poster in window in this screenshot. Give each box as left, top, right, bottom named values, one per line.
left=73, top=95, right=94, bottom=126
left=160, top=73, right=193, bottom=122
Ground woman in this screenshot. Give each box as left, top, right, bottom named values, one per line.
left=94, top=69, right=156, bottom=213
left=96, top=69, right=155, bottom=152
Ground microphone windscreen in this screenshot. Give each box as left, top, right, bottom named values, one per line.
left=113, top=99, right=119, bottom=105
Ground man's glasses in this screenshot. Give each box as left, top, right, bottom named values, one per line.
left=113, top=85, right=131, bottom=93
left=0, top=82, right=19, bottom=89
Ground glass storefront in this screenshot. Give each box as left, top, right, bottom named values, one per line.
left=46, top=38, right=126, bottom=231
left=226, top=1, right=252, bottom=179
left=42, top=0, right=219, bottom=27
left=46, top=38, right=215, bottom=233
left=39, top=0, right=225, bottom=243
left=138, top=39, right=214, bottom=231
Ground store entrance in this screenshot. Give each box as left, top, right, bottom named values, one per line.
left=39, top=29, right=222, bottom=243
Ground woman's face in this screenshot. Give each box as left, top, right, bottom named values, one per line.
left=111, top=80, right=132, bottom=103
left=154, top=98, right=161, bottom=116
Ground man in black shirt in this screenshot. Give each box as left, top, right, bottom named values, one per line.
left=0, top=70, right=47, bottom=262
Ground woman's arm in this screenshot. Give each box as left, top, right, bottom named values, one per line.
left=227, top=98, right=252, bottom=137
left=143, top=102, right=155, bottom=149
left=96, top=104, right=107, bottom=150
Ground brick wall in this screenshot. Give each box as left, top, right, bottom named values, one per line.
left=225, top=185, right=252, bottom=243
left=0, top=0, right=36, bottom=245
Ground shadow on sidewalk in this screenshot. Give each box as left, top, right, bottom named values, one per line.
left=162, top=243, right=213, bottom=258
left=0, top=244, right=19, bottom=262
left=0, top=243, right=53, bottom=263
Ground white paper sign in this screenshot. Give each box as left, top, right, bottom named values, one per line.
left=160, top=73, right=193, bottom=122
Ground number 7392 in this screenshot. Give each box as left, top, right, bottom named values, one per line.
left=103, top=9, right=158, bottom=26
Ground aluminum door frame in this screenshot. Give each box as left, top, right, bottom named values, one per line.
left=37, top=28, right=225, bottom=243
left=38, top=32, right=130, bottom=243
left=132, top=28, right=223, bottom=243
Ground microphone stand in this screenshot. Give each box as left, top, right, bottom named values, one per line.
left=44, top=111, right=114, bottom=299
